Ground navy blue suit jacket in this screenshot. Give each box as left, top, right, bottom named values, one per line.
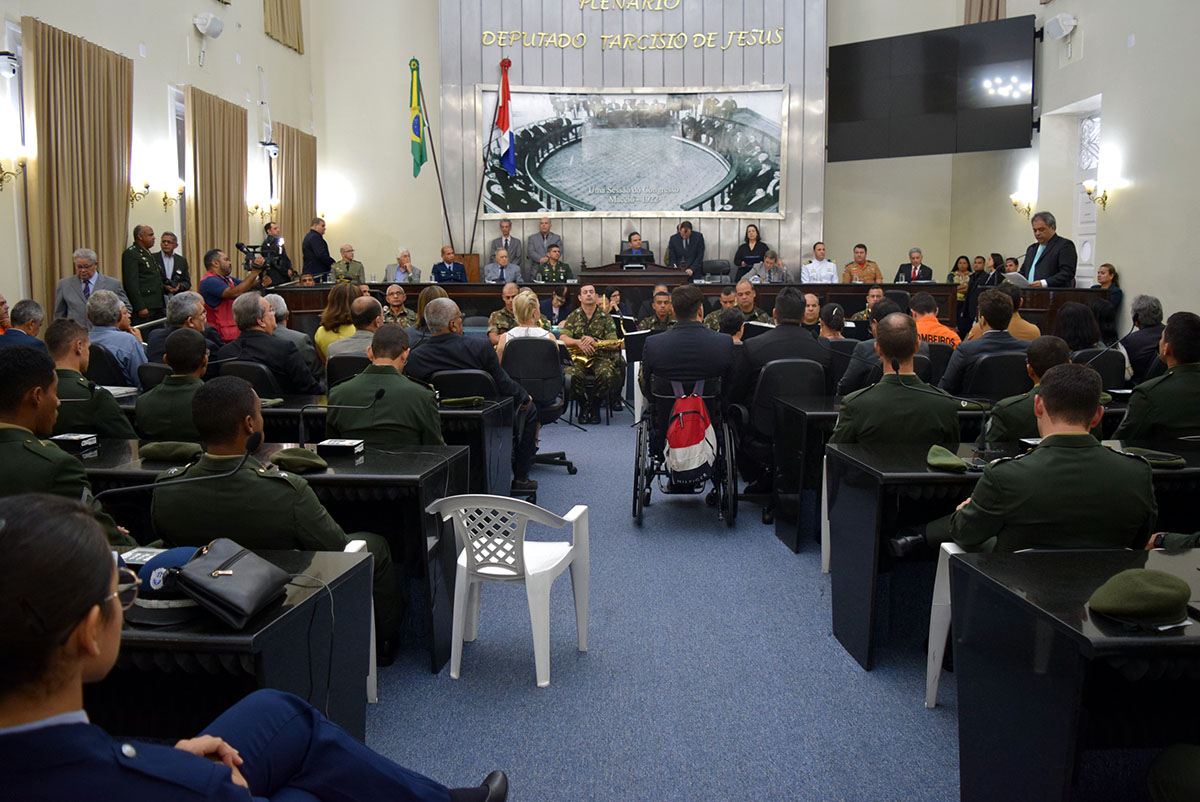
left=0, top=328, right=48, bottom=353
left=667, top=232, right=705, bottom=273
left=939, top=330, right=1031, bottom=394
left=1020, top=234, right=1077, bottom=288
left=541, top=298, right=570, bottom=326
left=642, top=320, right=734, bottom=399
left=301, top=230, right=334, bottom=276
left=404, top=331, right=528, bottom=407
left=892, top=264, right=934, bottom=283
left=736, top=322, right=834, bottom=400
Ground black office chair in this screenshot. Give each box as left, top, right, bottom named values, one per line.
left=463, top=316, right=490, bottom=329
left=430, top=369, right=498, bottom=400
left=85, top=344, right=128, bottom=387
left=884, top=290, right=911, bottom=314
left=221, top=361, right=284, bottom=397
left=501, top=338, right=578, bottom=475
left=925, top=342, right=955, bottom=386
left=137, top=362, right=172, bottom=391
left=826, top=338, right=859, bottom=390
left=701, top=259, right=732, bottom=279
left=326, top=354, right=371, bottom=388
left=912, top=353, right=933, bottom=384
left=1071, top=348, right=1126, bottom=390
left=962, top=352, right=1033, bottom=401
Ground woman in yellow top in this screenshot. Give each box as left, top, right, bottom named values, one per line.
left=314, top=282, right=358, bottom=360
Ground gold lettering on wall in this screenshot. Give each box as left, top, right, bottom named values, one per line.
left=483, top=27, right=783, bottom=52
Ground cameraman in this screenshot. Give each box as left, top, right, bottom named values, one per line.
left=258, top=221, right=295, bottom=287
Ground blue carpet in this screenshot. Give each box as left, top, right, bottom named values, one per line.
left=367, top=408, right=962, bottom=800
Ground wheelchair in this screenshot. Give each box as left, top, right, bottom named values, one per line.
left=632, top=375, right=738, bottom=528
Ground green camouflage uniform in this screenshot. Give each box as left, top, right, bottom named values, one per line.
left=561, top=306, right=625, bottom=403
left=382, top=306, right=417, bottom=327
left=637, top=313, right=676, bottom=333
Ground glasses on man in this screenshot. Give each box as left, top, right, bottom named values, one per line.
left=102, top=567, right=141, bottom=611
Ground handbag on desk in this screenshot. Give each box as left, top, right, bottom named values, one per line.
left=172, top=538, right=291, bottom=629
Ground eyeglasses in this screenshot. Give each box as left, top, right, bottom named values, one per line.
left=102, top=567, right=141, bottom=611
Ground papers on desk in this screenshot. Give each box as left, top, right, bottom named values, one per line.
left=121, top=547, right=166, bottom=567
left=102, top=385, right=138, bottom=398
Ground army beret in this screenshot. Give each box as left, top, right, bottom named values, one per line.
left=260, top=397, right=285, bottom=408
left=139, top=441, right=203, bottom=462
left=439, top=396, right=486, bottom=408
left=1118, top=446, right=1187, bottom=469
left=1088, top=569, right=1192, bottom=629
left=926, top=444, right=968, bottom=473
left=269, top=447, right=328, bottom=472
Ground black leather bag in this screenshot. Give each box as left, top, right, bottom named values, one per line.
left=173, top=538, right=291, bottom=629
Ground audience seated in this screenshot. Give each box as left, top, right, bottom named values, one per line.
left=916, top=364, right=1155, bottom=554
left=0, top=300, right=47, bottom=353
left=910, top=292, right=960, bottom=348
left=146, top=291, right=223, bottom=365
left=836, top=300, right=931, bottom=395
left=1113, top=311, right=1200, bottom=441
left=801, top=293, right=822, bottom=337
left=560, top=284, right=625, bottom=424
left=964, top=281, right=1039, bottom=342
left=134, top=328, right=207, bottom=442
left=382, top=283, right=418, bottom=327
left=1051, top=301, right=1101, bottom=352
left=216, top=293, right=324, bottom=395
left=819, top=303, right=846, bottom=339
left=1122, top=294, right=1166, bottom=384
left=829, top=313, right=960, bottom=448
left=703, top=287, right=738, bottom=330
left=718, top=308, right=746, bottom=342
left=313, top=283, right=359, bottom=360
left=327, top=296, right=383, bottom=360
left=46, top=319, right=137, bottom=440
left=151, top=376, right=400, bottom=656
left=326, top=323, right=444, bottom=446
left=541, top=287, right=571, bottom=326
left=638, top=290, right=676, bottom=332
left=406, top=285, right=449, bottom=350
left=983, top=335, right=1072, bottom=442
left=496, top=290, right=558, bottom=363
left=487, top=283, right=522, bottom=347
left=404, top=298, right=539, bottom=492
left=1091, top=262, right=1123, bottom=311
left=734, top=280, right=771, bottom=324
left=734, top=287, right=832, bottom=402
left=939, top=289, right=1031, bottom=394
left=848, top=285, right=884, bottom=322
left=266, top=293, right=322, bottom=381
left=86, top=290, right=147, bottom=389
left=0, top=347, right=131, bottom=545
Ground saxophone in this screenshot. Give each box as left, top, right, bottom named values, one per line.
left=568, top=339, right=623, bottom=370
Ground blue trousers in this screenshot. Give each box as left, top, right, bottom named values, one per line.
left=205, top=689, right=450, bottom=802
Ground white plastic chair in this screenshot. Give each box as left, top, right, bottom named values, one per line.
left=343, top=539, right=378, bottom=704
left=925, top=541, right=964, bottom=708
left=427, top=494, right=589, bottom=688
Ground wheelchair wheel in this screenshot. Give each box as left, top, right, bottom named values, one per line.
left=633, top=424, right=646, bottom=526
left=722, top=423, right=738, bottom=527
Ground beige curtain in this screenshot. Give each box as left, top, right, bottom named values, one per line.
left=22, top=16, right=132, bottom=314
left=272, top=122, right=317, bottom=268
left=184, top=87, right=248, bottom=286
left=965, top=0, right=1006, bottom=24
left=264, top=0, right=305, bottom=54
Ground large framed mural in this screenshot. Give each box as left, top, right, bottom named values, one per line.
left=476, top=85, right=788, bottom=219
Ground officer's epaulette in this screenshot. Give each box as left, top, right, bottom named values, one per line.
left=158, top=462, right=196, bottom=480
left=841, top=384, right=875, bottom=403
left=803, top=260, right=812, bottom=265
left=991, top=392, right=1029, bottom=409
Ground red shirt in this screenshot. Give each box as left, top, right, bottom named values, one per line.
left=200, top=270, right=238, bottom=342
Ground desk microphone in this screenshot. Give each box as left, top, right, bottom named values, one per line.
left=1079, top=322, right=1136, bottom=367
left=298, top=388, right=386, bottom=447
left=93, top=432, right=264, bottom=502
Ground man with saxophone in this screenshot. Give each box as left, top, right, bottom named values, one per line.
left=560, top=283, right=625, bottom=424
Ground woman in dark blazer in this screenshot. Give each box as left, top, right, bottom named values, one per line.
left=733, top=224, right=769, bottom=281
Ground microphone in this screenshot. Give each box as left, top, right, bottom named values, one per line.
left=93, top=431, right=264, bottom=502
left=298, top=388, right=386, bottom=446
left=1080, top=322, right=1136, bottom=367
left=235, top=242, right=249, bottom=254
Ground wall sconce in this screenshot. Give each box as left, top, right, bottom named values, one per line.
left=247, top=199, right=278, bottom=222
left=0, top=157, right=25, bottom=192
left=162, top=185, right=184, bottom=211
left=1081, top=180, right=1108, bottom=211
left=128, top=181, right=150, bottom=206
left=1009, top=194, right=1035, bottom=217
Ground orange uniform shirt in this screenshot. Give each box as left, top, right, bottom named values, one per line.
left=915, top=314, right=961, bottom=348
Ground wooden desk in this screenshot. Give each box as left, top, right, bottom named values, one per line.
left=86, top=550, right=371, bottom=741
left=824, top=439, right=1200, bottom=670
left=953, top=549, right=1200, bottom=802
left=85, top=440, right=470, bottom=673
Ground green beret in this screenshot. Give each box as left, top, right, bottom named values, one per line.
left=1088, top=569, right=1191, bottom=629
left=269, top=447, right=328, bottom=472
left=260, top=397, right=285, bottom=408
left=138, top=441, right=203, bottom=462
left=1118, top=447, right=1187, bottom=469
left=927, top=444, right=968, bottom=473
left=439, top=396, right=486, bottom=409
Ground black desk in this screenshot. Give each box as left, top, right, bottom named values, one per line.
left=953, top=549, right=1200, bottom=802
left=86, top=550, right=371, bottom=741
left=825, top=440, right=1200, bottom=670
left=85, top=440, right=470, bottom=673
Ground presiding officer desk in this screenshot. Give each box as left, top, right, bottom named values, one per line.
left=86, top=549, right=372, bottom=742
left=953, top=549, right=1200, bottom=802
left=83, top=439, right=469, bottom=673
left=823, top=439, right=1200, bottom=670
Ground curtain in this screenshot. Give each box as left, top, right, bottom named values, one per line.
left=964, top=0, right=1005, bottom=24
left=184, top=87, right=248, bottom=287
left=272, top=121, right=317, bottom=268
left=22, top=16, right=132, bottom=314
left=264, top=0, right=305, bottom=54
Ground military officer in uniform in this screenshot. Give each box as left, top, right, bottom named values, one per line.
left=912, top=363, right=1157, bottom=554
left=486, top=282, right=521, bottom=346
left=122, top=224, right=164, bottom=321
left=1113, top=311, right=1200, bottom=441
left=134, top=328, right=206, bottom=441
left=841, top=243, right=883, bottom=284
left=326, top=324, right=444, bottom=446
left=637, top=290, right=676, bottom=332
left=984, top=335, right=1072, bottom=443
left=45, top=319, right=137, bottom=440
left=382, top=284, right=418, bottom=327
left=829, top=313, right=962, bottom=448
left=151, top=376, right=400, bottom=656
left=331, top=244, right=367, bottom=287
left=849, top=284, right=885, bottom=322
left=534, top=244, right=572, bottom=283
left=0, top=346, right=132, bottom=545
left=703, top=287, right=738, bottom=330
left=734, top=280, right=771, bottom=324
left=560, top=283, right=625, bottom=424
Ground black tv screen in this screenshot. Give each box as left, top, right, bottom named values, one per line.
left=828, top=15, right=1035, bottom=161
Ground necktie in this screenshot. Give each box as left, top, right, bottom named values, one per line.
left=912, top=266, right=918, bottom=281
left=1027, top=244, right=1045, bottom=280
left=503, top=238, right=509, bottom=251
left=82, top=279, right=91, bottom=299
left=499, top=265, right=506, bottom=281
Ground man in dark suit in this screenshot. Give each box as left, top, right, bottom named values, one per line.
left=1122, top=294, right=1166, bottom=383
left=301, top=217, right=334, bottom=277
left=640, top=284, right=734, bottom=455
left=1019, top=211, right=1077, bottom=288
left=540, top=287, right=570, bottom=326
left=154, top=231, right=191, bottom=309
left=0, top=300, right=46, bottom=353
left=488, top=217, right=524, bottom=271
left=734, top=287, right=833, bottom=400
left=146, top=291, right=224, bottom=368
left=260, top=221, right=295, bottom=287
left=939, top=288, right=1031, bottom=394
left=666, top=221, right=705, bottom=279
left=836, top=300, right=932, bottom=395
left=404, top=298, right=539, bottom=492
left=54, top=248, right=131, bottom=327
left=619, top=231, right=655, bottom=264
left=122, top=224, right=164, bottom=321
left=215, top=293, right=324, bottom=394
left=892, top=247, right=934, bottom=283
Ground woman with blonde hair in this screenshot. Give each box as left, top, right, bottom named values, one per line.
left=314, top=282, right=359, bottom=359
left=496, top=290, right=556, bottom=361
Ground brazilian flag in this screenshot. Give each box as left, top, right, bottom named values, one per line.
left=410, top=59, right=427, bottom=178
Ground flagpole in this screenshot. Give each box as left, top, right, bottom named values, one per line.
left=417, top=82, right=456, bottom=254
left=467, top=58, right=508, bottom=258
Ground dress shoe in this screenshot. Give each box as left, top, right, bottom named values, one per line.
left=887, top=532, right=926, bottom=558
left=511, top=478, right=538, bottom=492
left=376, top=637, right=397, bottom=667
left=482, top=770, right=508, bottom=801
